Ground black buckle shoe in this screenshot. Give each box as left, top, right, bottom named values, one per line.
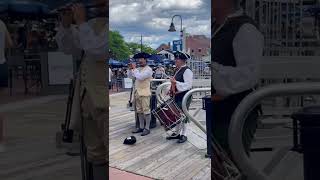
left=177, top=135, right=187, bottom=143
left=166, top=133, right=180, bottom=140
left=141, top=129, right=150, bottom=136
left=132, top=128, right=143, bottom=133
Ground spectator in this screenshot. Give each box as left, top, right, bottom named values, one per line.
left=154, top=65, right=166, bottom=79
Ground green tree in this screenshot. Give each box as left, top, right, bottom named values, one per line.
left=109, top=31, right=157, bottom=60
left=142, top=45, right=157, bottom=55
left=126, top=42, right=157, bottom=55
left=109, top=31, right=130, bottom=60
left=126, top=42, right=141, bottom=55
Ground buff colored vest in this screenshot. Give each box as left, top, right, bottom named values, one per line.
left=135, top=66, right=152, bottom=97
left=79, top=17, right=108, bottom=118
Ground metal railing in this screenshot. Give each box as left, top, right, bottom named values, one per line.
left=155, top=82, right=210, bottom=133
left=229, top=82, right=320, bottom=180
left=150, top=79, right=169, bottom=92
left=156, top=82, right=171, bottom=104
left=187, top=60, right=211, bottom=79
left=181, top=88, right=211, bottom=133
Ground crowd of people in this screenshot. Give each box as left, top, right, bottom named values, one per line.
left=109, top=64, right=178, bottom=91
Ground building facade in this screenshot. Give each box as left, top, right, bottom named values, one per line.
left=185, top=35, right=211, bottom=59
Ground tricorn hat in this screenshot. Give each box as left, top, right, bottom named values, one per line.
left=133, top=52, right=151, bottom=59
left=123, top=136, right=137, bottom=145
left=173, top=51, right=191, bottom=61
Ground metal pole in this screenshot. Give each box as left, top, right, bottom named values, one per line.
left=155, top=82, right=171, bottom=104
left=181, top=88, right=210, bottom=133
left=229, top=82, right=320, bottom=180
left=140, top=34, right=143, bottom=52
left=172, top=15, right=183, bottom=51
left=179, top=16, right=183, bottom=52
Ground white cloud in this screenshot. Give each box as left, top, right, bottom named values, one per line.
left=110, top=0, right=211, bottom=49
left=152, top=0, right=203, bottom=10
left=145, top=18, right=171, bottom=30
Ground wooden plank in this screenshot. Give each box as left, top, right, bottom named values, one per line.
left=109, top=129, right=165, bottom=161
left=109, top=124, right=136, bottom=138
left=191, top=165, right=211, bottom=180
left=110, top=133, right=165, bottom=165
left=126, top=142, right=184, bottom=173
left=147, top=147, right=199, bottom=179
left=173, top=156, right=209, bottom=180
left=109, top=111, right=134, bottom=122
left=162, top=153, right=205, bottom=180
left=120, top=140, right=174, bottom=169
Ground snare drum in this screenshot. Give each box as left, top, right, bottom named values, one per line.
left=152, top=98, right=186, bottom=134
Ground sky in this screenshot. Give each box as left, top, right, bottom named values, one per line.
left=110, top=0, right=211, bottom=49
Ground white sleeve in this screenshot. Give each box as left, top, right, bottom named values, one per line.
left=176, top=69, right=193, bottom=92
left=132, top=68, right=153, bottom=81
left=55, top=25, right=81, bottom=54
left=127, top=69, right=134, bottom=79
left=212, top=23, right=264, bottom=97
left=77, top=22, right=107, bottom=55
left=0, top=21, right=12, bottom=48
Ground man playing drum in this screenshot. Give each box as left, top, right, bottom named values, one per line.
left=166, top=51, right=193, bottom=143
left=212, top=0, right=264, bottom=155
left=127, top=52, right=153, bottom=136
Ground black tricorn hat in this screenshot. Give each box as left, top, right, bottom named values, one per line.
left=173, top=51, right=191, bottom=61
left=123, top=136, right=137, bottom=145
left=133, top=52, right=151, bottom=59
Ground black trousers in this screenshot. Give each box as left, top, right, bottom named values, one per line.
left=211, top=90, right=259, bottom=156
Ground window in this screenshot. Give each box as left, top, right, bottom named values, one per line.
left=191, top=49, right=194, bottom=53
left=198, top=48, right=201, bottom=52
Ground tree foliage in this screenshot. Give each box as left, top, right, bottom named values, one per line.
left=109, top=31, right=131, bottom=60
left=109, top=31, right=157, bottom=61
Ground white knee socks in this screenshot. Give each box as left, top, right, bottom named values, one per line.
left=138, top=113, right=145, bottom=129
left=181, top=123, right=187, bottom=136
left=144, top=114, right=151, bottom=130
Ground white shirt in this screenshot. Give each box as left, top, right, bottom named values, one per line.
left=0, top=20, right=8, bottom=64
left=127, top=66, right=153, bottom=81
left=55, top=24, right=81, bottom=57
left=55, top=18, right=107, bottom=58
left=212, top=9, right=264, bottom=97
left=175, top=65, right=193, bottom=92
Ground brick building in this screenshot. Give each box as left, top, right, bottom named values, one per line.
left=156, top=43, right=170, bottom=52
left=186, top=35, right=210, bottom=58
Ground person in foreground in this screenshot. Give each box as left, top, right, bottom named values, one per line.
left=55, top=0, right=108, bottom=179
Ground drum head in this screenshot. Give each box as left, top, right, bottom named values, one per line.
left=152, top=98, right=185, bottom=135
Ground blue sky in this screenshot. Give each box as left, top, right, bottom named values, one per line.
left=110, top=0, right=211, bottom=49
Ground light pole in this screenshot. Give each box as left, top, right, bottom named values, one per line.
left=140, top=34, right=143, bottom=52
left=168, top=15, right=184, bottom=52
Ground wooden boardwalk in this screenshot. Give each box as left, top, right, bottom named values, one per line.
left=0, top=97, right=81, bottom=180
left=109, top=92, right=306, bottom=180
left=109, top=92, right=211, bottom=180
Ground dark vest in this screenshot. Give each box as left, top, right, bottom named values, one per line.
left=174, top=66, right=190, bottom=102
left=211, top=15, right=259, bottom=95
